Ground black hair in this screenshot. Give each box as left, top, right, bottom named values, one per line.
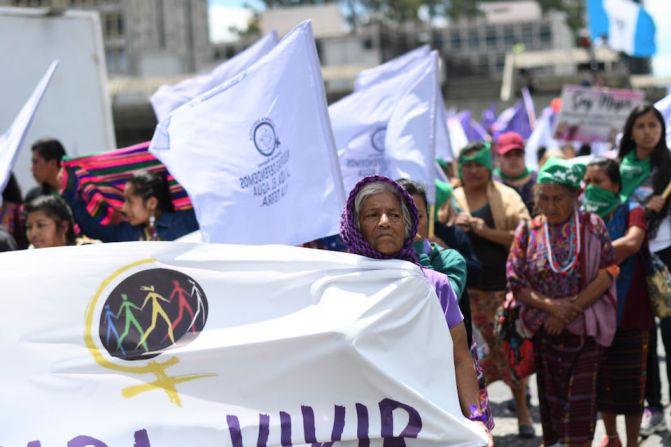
left=2, top=173, right=23, bottom=204
left=127, top=170, right=174, bottom=213
left=31, top=139, right=67, bottom=167
left=617, top=103, right=671, bottom=235
left=577, top=143, right=591, bottom=157
left=587, top=157, right=621, bottom=192
left=396, top=178, right=428, bottom=211
left=460, top=141, right=488, bottom=157
left=24, top=195, right=76, bottom=245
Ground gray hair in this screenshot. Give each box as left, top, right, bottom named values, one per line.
left=353, top=181, right=413, bottom=239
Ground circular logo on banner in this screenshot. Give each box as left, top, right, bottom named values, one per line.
left=370, top=126, right=387, bottom=153
left=98, top=268, right=208, bottom=361
left=252, top=119, right=280, bottom=157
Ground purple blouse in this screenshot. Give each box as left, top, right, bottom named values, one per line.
left=422, top=267, right=464, bottom=329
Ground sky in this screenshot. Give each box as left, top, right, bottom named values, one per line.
left=208, top=0, right=671, bottom=77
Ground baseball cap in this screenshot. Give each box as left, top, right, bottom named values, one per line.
left=496, top=132, right=525, bottom=155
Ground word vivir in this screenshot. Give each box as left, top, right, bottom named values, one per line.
left=227, top=398, right=422, bottom=447
left=23, top=398, right=423, bottom=447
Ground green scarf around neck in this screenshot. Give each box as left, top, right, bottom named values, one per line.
left=494, top=165, right=532, bottom=182
left=458, top=144, right=492, bottom=179
left=581, top=184, right=621, bottom=218
left=619, top=150, right=651, bottom=202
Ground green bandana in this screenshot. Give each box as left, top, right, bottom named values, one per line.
left=434, top=179, right=453, bottom=221
left=458, top=144, right=492, bottom=179
left=581, top=184, right=621, bottom=218
left=619, top=150, right=651, bottom=202
left=537, top=157, right=581, bottom=190
left=494, top=165, right=532, bottom=182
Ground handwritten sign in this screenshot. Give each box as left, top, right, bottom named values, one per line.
left=553, top=85, right=644, bottom=144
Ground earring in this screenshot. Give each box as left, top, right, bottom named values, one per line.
left=147, top=209, right=158, bottom=241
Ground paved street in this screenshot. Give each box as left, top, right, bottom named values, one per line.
left=487, top=327, right=671, bottom=446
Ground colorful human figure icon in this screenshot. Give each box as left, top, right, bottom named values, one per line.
left=136, top=285, right=175, bottom=349
left=115, top=294, right=148, bottom=353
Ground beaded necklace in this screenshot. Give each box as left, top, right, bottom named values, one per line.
left=543, top=208, right=580, bottom=274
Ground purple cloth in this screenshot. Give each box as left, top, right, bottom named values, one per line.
left=422, top=268, right=464, bottom=329
left=340, top=175, right=419, bottom=263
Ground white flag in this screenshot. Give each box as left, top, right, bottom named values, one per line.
left=355, top=47, right=452, bottom=162
left=0, top=60, right=59, bottom=201
left=150, top=32, right=279, bottom=122
left=0, top=242, right=488, bottom=446
left=149, top=21, right=345, bottom=245
left=655, top=92, right=671, bottom=147
left=331, top=51, right=439, bottom=202
left=354, top=45, right=430, bottom=90
left=525, top=106, right=559, bottom=169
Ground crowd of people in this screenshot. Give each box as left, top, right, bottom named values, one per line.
left=2, top=102, right=671, bottom=447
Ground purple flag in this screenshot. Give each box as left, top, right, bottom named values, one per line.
left=480, top=104, right=497, bottom=133
left=458, top=111, right=489, bottom=143
left=492, top=101, right=532, bottom=140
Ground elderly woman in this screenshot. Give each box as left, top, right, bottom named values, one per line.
left=452, top=142, right=532, bottom=437
left=507, top=157, right=619, bottom=447
left=340, top=175, right=492, bottom=444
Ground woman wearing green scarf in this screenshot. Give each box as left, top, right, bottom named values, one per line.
left=452, top=142, right=533, bottom=438
left=617, top=104, right=671, bottom=436
left=582, top=157, right=654, bottom=447
left=507, top=156, right=618, bottom=447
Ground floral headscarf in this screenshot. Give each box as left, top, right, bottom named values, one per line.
left=340, top=175, right=419, bottom=263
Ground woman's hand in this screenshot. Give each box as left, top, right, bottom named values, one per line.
left=547, top=298, right=581, bottom=324
left=454, top=212, right=472, bottom=231
left=646, top=195, right=666, bottom=214
left=469, top=217, right=488, bottom=237
left=544, top=314, right=566, bottom=335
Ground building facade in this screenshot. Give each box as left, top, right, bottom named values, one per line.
left=1, top=0, right=211, bottom=77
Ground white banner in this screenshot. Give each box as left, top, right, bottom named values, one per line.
left=149, top=21, right=345, bottom=245
left=0, top=242, right=487, bottom=446
left=553, top=85, right=644, bottom=144
left=331, top=51, right=438, bottom=202
left=0, top=60, right=58, bottom=200
left=151, top=32, right=279, bottom=122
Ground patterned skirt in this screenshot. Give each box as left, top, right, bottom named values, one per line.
left=534, top=329, right=602, bottom=446
left=597, top=328, right=649, bottom=415
left=469, top=288, right=517, bottom=387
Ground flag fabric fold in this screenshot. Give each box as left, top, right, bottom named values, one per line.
left=525, top=106, right=559, bottom=169
left=355, top=47, right=453, bottom=162
left=331, top=51, right=439, bottom=202
left=150, top=31, right=279, bottom=122
left=0, top=60, right=59, bottom=201
left=149, top=21, right=345, bottom=245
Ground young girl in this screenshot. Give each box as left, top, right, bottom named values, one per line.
left=25, top=195, right=76, bottom=248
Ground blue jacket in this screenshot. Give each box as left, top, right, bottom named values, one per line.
left=69, top=196, right=199, bottom=242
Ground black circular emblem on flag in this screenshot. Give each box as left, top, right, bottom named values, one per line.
left=253, top=120, right=279, bottom=157
left=98, top=268, right=208, bottom=361
left=371, top=126, right=386, bottom=153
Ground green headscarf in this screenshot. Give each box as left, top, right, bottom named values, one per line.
left=458, top=144, right=493, bottom=179
left=537, top=157, right=582, bottom=190
left=619, top=150, right=651, bottom=202
left=434, top=179, right=453, bottom=221
left=581, top=184, right=621, bottom=218
left=493, top=165, right=532, bottom=182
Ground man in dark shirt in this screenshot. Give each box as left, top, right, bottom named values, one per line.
left=25, top=139, right=66, bottom=204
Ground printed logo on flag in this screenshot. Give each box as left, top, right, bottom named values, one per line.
left=370, top=126, right=387, bottom=153
left=252, top=118, right=280, bottom=157
left=84, top=259, right=217, bottom=407
left=99, top=268, right=208, bottom=361
left=238, top=117, right=291, bottom=207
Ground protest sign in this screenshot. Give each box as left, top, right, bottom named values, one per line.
left=553, top=85, right=644, bottom=144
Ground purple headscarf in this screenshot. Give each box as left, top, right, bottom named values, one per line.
left=340, top=175, right=419, bottom=263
